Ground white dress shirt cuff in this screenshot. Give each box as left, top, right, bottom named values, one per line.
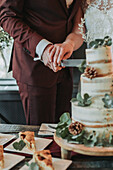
left=34, top=39, right=52, bottom=61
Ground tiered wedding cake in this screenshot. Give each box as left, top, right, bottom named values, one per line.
left=72, top=44, right=113, bottom=137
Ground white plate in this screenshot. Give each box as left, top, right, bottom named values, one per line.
left=20, top=157, right=72, bottom=170
left=4, top=137, right=53, bottom=155
left=38, top=123, right=57, bottom=136
left=0, top=133, right=16, bottom=145
left=3, top=153, right=25, bottom=170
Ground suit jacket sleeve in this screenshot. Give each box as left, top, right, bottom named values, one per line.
left=0, top=0, right=43, bottom=58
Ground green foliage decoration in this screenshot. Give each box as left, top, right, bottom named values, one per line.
left=102, top=94, right=113, bottom=108
left=56, top=113, right=113, bottom=147
left=0, top=27, right=12, bottom=68
left=13, top=140, right=26, bottom=151
left=78, top=60, right=86, bottom=73
left=71, top=92, right=92, bottom=107
left=89, top=36, right=112, bottom=49
left=25, top=162, right=39, bottom=170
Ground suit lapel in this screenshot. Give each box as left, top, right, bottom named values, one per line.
left=59, top=0, right=68, bottom=16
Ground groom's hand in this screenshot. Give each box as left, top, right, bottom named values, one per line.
left=42, top=44, right=53, bottom=66
left=42, top=44, right=62, bottom=72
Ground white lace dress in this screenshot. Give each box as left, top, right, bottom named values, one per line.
left=82, top=0, right=113, bottom=47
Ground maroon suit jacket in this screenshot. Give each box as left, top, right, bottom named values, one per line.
left=0, top=0, right=81, bottom=87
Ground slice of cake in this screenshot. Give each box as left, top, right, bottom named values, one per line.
left=0, top=145, right=4, bottom=169
left=33, top=150, right=54, bottom=170
left=19, top=131, right=36, bottom=151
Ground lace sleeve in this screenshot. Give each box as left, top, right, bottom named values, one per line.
left=82, top=0, right=113, bottom=14
left=82, top=0, right=113, bottom=44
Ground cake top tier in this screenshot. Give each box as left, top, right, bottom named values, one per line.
left=85, top=46, right=113, bottom=76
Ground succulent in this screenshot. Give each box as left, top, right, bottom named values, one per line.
left=102, top=94, right=113, bottom=108
left=76, top=92, right=92, bottom=107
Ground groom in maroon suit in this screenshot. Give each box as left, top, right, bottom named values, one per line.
left=0, top=0, right=83, bottom=125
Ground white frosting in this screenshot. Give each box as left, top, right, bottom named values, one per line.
left=81, top=74, right=113, bottom=97
left=72, top=97, right=113, bottom=134
left=72, top=46, right=113, bottom=137
left=86, top=46, right=113, bottom=75
left=86, top=47, right=112, bottom=62
left=72, top=97, right=113, bottom=125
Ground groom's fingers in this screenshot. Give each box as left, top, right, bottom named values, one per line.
left=49, top=46, right=56, bottom=62
left=63, top=52, right=71, bottom=60
left=53, top=46, right=60, bottom=66
left=51, top=63, right=62, bottom=72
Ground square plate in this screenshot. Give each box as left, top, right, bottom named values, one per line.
left=3, top=153, right=25, bottom=170
left=4, top=137, right=53, bottom=155
left=0, top=133, right=16, bottom=145
left=20, top=157, right=72, bottom=170
left=38, top=123, right=57, bottom=136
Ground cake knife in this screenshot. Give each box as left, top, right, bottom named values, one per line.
left=60, top=59, right=85, bottom=67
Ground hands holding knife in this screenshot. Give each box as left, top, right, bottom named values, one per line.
left=42, top=32, right=84, bottom=72
left=42, top=41, right=74, bottom=72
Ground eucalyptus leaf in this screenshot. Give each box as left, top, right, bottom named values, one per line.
left=56, top=112, right=72, bottom=139
left=56, top=112, right=113, bottom=147
left=25, top=162, right=29, bottom=166
left=59, top=112, right=70, bottom=123
left=109, top=132, right=113, bottom=144
left=85, top=100, right=92, bottom=106
left=78, top=60, right=86, bottom=73
left=102, top=94, right=113, bottom=108
left=102, top=131, right=106, bottom=140
left=89, top=41, right=98, bottom=48
left=104, top=36, right=110, bottom=39
left=76, top=93, right=92, bottom=107
left=78, top=102, right=86, bottom=107
left=60, top=127, right=69, bottom=138
left=95, top=39, right=104, bottom=45
left=71, top=98, right=77, bottom=103
left=25, top=162, right=39, bottom=170
left=29, top=162, right=39, bottom=170
left=107, top=40, right=112, bottom=46
left=13, top=140, right=26, bottom=151
left=89, top=36, right=112, bottom=49
left=77, top=93, right=84, bottom=102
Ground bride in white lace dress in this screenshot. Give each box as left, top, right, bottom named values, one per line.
left=82, top=0, right=113, bottom=50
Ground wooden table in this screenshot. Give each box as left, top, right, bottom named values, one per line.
left=1, top=124, right=113, bottom=169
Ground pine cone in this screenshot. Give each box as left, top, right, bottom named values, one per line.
left=84, top=66, right=98, bottom=79
left=68, top=122, right=83, bottom=136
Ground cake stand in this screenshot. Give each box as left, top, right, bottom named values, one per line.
left=54, top=133, right=113, bottom=159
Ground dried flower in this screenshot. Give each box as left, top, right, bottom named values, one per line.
left=68, top=122, right=83, bottom=136
left=84, top=66, right=98, bottom=79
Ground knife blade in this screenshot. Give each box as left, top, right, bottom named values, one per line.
left=60, top=59, right=85, bottom=67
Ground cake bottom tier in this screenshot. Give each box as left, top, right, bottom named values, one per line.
left=72, top=96, right=113, bottom=135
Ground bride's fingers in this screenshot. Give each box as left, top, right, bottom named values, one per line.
left=63, top=52, right=72, bottom=60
